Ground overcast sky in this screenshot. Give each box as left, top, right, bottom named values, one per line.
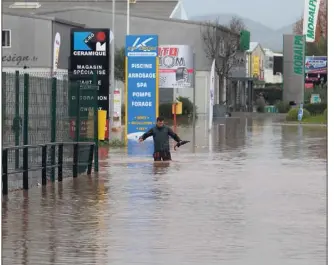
left=182, top=0, right=305, bottom=29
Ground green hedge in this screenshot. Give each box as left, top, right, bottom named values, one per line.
left=159, top=96, right=197, bottom=118
left=286, top=108, right=310, bottom=121
left=304, top=103, right=327, bottom=115
left=304, top=87, right=327, bottom=104
left=275, top=101, right=291, bottom=113
left=254, top=87, right=282, bottom=105
left=159, top=103, right=173, bottom=118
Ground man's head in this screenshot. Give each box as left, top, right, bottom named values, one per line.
left=156, top=116, right=165, bottom=127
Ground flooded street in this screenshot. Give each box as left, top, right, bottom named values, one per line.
left=2, top=116, right=327, bottom=265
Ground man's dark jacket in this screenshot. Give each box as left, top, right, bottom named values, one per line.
left=141, top=125, right=181, bottom=152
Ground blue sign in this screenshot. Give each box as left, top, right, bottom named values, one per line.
left=73, top=30, right=108, bottom=55
left=125, top=35, right=158, bottom=155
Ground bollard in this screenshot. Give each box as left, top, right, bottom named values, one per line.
left=58, top=144, right=63, bottom=182
left=23, top=74, right=29, bottom=190
left=50, top=78, right=57, bottom=181
left=23, top=146, right=28, bottom=190
left=87, top=144, right=95, bottom=175
left=41, top=145, right=47, bottom=186
left=15, top=71, right=20, bottom=169
left=73, top=143, right=79, bottom=178
left=2, top=149, right=8, bottom=196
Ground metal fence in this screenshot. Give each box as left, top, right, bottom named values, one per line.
left=2, top=71, right=99, bottom=190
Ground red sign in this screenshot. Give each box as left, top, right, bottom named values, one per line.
left=305, top=83, right=314, bottom=89
left=158, top=47, right=179, bottom=57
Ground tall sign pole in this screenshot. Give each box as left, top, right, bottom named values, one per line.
left=69, top=28, right=110, bottom=140
left=125, top=35, right=159, bottom=155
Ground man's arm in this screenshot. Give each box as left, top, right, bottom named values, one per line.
left=139, top=128, right=154, bottom=141
left=167, top=127, right=181, bottom=143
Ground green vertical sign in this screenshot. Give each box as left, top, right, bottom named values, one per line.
left=283, top=34, right=305, bottom=104
left=293, top=35, right=305, bottom=75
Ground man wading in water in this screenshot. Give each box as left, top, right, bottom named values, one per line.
left=138, top=116, right=184, bottom=161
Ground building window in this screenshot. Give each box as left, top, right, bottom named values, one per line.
left=2, top=30, right=11, bottom=48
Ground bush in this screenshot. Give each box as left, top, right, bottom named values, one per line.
left=254, top=87, right=282, bottom=105
left=304, top=87, right=327, bottom=104
left=304, top=103, right=327, bottom=115
left=275, top=101, right=291, bottom=113
left=176, top=96, right=197, bottom=117
left=286, top=107, right=311, bottom=121
left=159, top=103, right=173, bottom=118
left=255, top=97, right=266, bottom=113
left=324, top=108, right=327, bottom=119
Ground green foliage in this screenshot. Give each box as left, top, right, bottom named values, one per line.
left=302, top=115, right=327, bottom=124
left=99, top=139, right=126, bottom=147
left=254, top=87, right=282, bottom=105
left=255, top=97, right=266, bottom=113
left=304, top=103, right=327, bottom=115
left=305, top=37, right=327, bottom=56
left=176, top=96, right=197, bottom=117
left=159, top=103, right=173, bottom=118
left=304, top=86, right=327, bottom=104
left=108, top=138, right=126, bottom=147
left=265, top=83, right=283, bottom=88
left=286, top=108, right=310, bottom=121
left=115, top=47, right=125, bottom=82
left=158, top=97, right=197, bottom=119
left=324, top=108, right=327, bottom=119
left=275, top=101, right=291, bottom=113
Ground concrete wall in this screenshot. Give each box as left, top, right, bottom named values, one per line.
left=3, top=14, right=53, bottom=69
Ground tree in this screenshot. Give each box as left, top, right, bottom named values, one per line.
left=115, top=46, right=125, bottom=82
left=201, top=16, right=246, bottom=104
left=293, top=0, right=327, bottom=55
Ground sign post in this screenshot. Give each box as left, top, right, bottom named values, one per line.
left=69, top=28, right=110, bottom=140
left=283, top=34, right=306, bottom=104
left=125, top=35, right=159, bottom=155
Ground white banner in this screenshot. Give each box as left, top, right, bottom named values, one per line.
left=52, top=33, right=61, bottom=75
left=158, top=45, right=194, bottom=88
left=208, top=59, right=215, bottom=131
left=303, top=0, right=320, bottom=42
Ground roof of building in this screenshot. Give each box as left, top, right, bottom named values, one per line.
left=18, top=5, right=233, bottom=35
left=3, top=11, right=85, bottom=27
left=2, top=0, right=179, bottom=19
left=247, top=41, right=265, bottom=54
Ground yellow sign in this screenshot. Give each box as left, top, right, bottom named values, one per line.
left=172, top=102, right=183, bottom=115
left=252, top=56, right=260, bottom=77
left=98, top=110, right=107, bottom=141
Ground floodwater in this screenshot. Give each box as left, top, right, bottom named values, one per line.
left=2, top=116, right=327, bottom=265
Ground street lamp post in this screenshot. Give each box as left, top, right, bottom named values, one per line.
left=127, top=0, right=130, bottom=34
left=110, top=0, right=116, bottom=141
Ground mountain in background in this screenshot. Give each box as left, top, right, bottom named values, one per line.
left=191, top=13, right=295, bottom=52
